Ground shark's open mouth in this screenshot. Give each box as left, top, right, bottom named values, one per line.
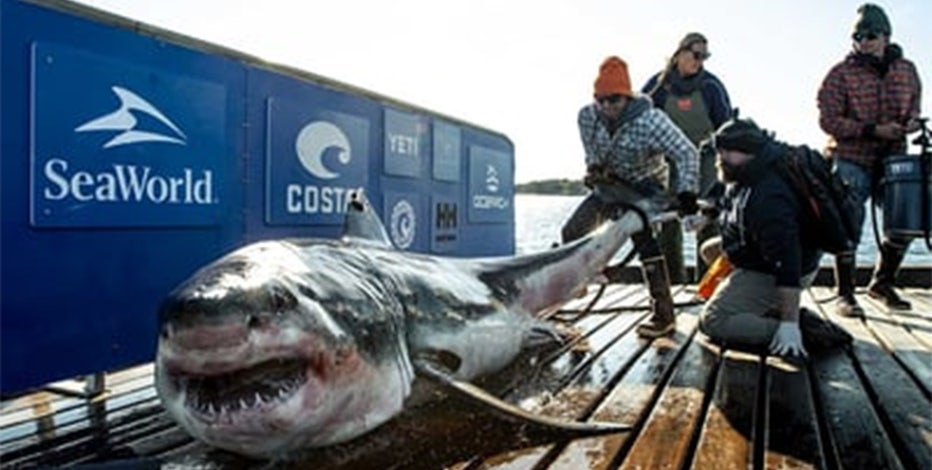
left=178, top=358, right=308, bottom=417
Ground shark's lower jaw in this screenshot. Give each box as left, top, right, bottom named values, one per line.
left=178, top=358, right=308, bottom=420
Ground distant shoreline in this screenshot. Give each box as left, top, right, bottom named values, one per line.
left=515, top=178, right=587, bottom=195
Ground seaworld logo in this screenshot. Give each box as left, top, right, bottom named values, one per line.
left=38, top=86, right=214, bottom=206
left=42, top=159, right=213, bottom=204
left=75, top=86, right=187, bottom=148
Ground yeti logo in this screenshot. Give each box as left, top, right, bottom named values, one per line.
left=295, top=121, right=351, bottom=180
left=75, top=86, right=187, bottom=148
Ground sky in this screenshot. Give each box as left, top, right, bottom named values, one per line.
left=70, top=0, right=932, bottom=184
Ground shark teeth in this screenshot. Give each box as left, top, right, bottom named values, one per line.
left=181, top=358, right=307, bottom=418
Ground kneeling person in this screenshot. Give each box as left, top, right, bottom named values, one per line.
left=698, top=118, right=850, bottom=360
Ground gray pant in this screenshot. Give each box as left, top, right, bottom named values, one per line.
left=699, top=268, right=818, bottom=347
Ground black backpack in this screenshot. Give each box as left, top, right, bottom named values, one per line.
left=777, top=145, right=860, bottom=254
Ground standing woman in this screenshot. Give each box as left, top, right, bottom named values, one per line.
left=817, top=3, right=923, bottom=316
left=561, top=56, right=699, bottom=338
left=642, top=32, right=733, bottom=283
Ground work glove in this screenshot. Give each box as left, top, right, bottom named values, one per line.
left=675, top=191, right=699, bottom=216
left=769, top=321, right=808, bottom=361
left=583, top=165, right=613, bottom=188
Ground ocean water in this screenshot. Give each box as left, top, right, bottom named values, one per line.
left=514, top=194, right=932, bottom=268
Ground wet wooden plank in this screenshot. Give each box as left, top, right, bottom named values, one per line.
left=691, top=349, right=761, bottom=470
left=2, top=398, right=167, bottom=468
left=547, top=310, right=701, bottom=470
left=810, top=349, right=905, bottom=470
left=813, top=287, right=932, bottom=470
left=468, top=310, right=656, bottom=470
left=1, top=387, right=160, bottom=459
left=1, top=365, right=153, bottom=432
left=859, top=300, right=932, bottom=396
left=763, top=356, right=826, bottom=470
left=616, top=315, right=716, bottom=470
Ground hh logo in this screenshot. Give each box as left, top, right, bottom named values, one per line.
left=295, top=121, right=352, bottom=180
left=435, top=202, right=458, bottom=229
left=75, top=86, right=187, bottom=148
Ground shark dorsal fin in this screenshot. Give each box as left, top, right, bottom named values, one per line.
left=341, top=192, right=394, bottom=248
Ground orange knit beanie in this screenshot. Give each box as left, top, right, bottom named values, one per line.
left=594, top=56, right=633, bottom=97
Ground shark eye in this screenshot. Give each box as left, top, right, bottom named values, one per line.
left=270, top=287, right=296, bottom=314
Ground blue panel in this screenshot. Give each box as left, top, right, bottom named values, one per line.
left=265, top=96, right=369, bottom=226
left=467, top=145, right=514, bottom=223
left=432, top=120, right=461, bottom=182
left=31, top=42, right=229, bottom=227
left=383, top=108, right=428, bottom=178
left=2, top=0, right=244, bottom=394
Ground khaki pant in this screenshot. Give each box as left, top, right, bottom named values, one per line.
left=699, top=268, right=818, bottom=347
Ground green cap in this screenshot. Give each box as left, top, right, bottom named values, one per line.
left=678, top=32, right=707, bottom=51
left=853, top=3, right=891, bottom=36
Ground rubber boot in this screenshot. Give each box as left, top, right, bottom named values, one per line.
left=636, top=256, right=676, bottom=338
left=799, top=307, right=852, bottom=353
left=868, top=241, right=912, bottom=310
left=658, top=221, right=686, bottom=285
left=833, top=252, right=864, bottom=317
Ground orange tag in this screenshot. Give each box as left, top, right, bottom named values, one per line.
left=697, top=255, right=733, bottom=300
left=677, top=97, right=693, bottom=111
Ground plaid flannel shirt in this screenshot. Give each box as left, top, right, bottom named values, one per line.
left=578, top=102, right=699, bottom=194
left=817, top=51, right=922, bottom=168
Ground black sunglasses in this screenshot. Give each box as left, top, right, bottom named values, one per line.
left=852, top=31, right=880, bottom=42
left=597, top=94, right=624, bottom=105
left=690, top=50, right=711, bottom=61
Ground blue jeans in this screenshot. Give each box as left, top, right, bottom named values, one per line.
left=834, top=158, right=910, bottom=246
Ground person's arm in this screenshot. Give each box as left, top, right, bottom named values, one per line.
left=752, top=182, right=808, bottom=358
left=577, top=105, right=600, bottom=168
left=905, top=61, right=923, bottom=133
left=817, top=63, right=865, bottom=140
left=769, top=287, right=807, bottom=358
left=648, top=110, right=699, bottom=194
left=641, top=73, right=664, bottom=107
left=702, top=72, right=733, bottom=129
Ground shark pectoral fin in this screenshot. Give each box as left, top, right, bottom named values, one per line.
left=413, top=360, right=631, bottom=438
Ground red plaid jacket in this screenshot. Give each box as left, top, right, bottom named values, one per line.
left=817, top=48, right=922, bottom=169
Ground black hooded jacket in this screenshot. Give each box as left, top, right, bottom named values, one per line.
left=718, top=142, right=822, bottom=287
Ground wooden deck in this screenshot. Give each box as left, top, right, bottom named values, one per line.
left=2, top=285, right=930, bottom=469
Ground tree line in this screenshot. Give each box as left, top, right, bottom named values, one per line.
left=514, top=178, right=587, bottom=195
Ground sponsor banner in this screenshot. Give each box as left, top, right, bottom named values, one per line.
left=383, top=108, right=428, bottom=178
left=30, top=42, right=228, bottom=227
left=431, top=196, right=459, bottom=253
left=432, top=121, right=461, bottom=182
left=383, top=192, right=422, bottom=251
left=467, top=145, right=513, bottom=223
left=266, top=97, right=368, bottom=225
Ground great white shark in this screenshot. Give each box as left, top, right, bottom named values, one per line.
left=155, top=194, right=644, bottom=458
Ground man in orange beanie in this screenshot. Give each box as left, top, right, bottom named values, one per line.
left=562, top=55, right=700, bottom=338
